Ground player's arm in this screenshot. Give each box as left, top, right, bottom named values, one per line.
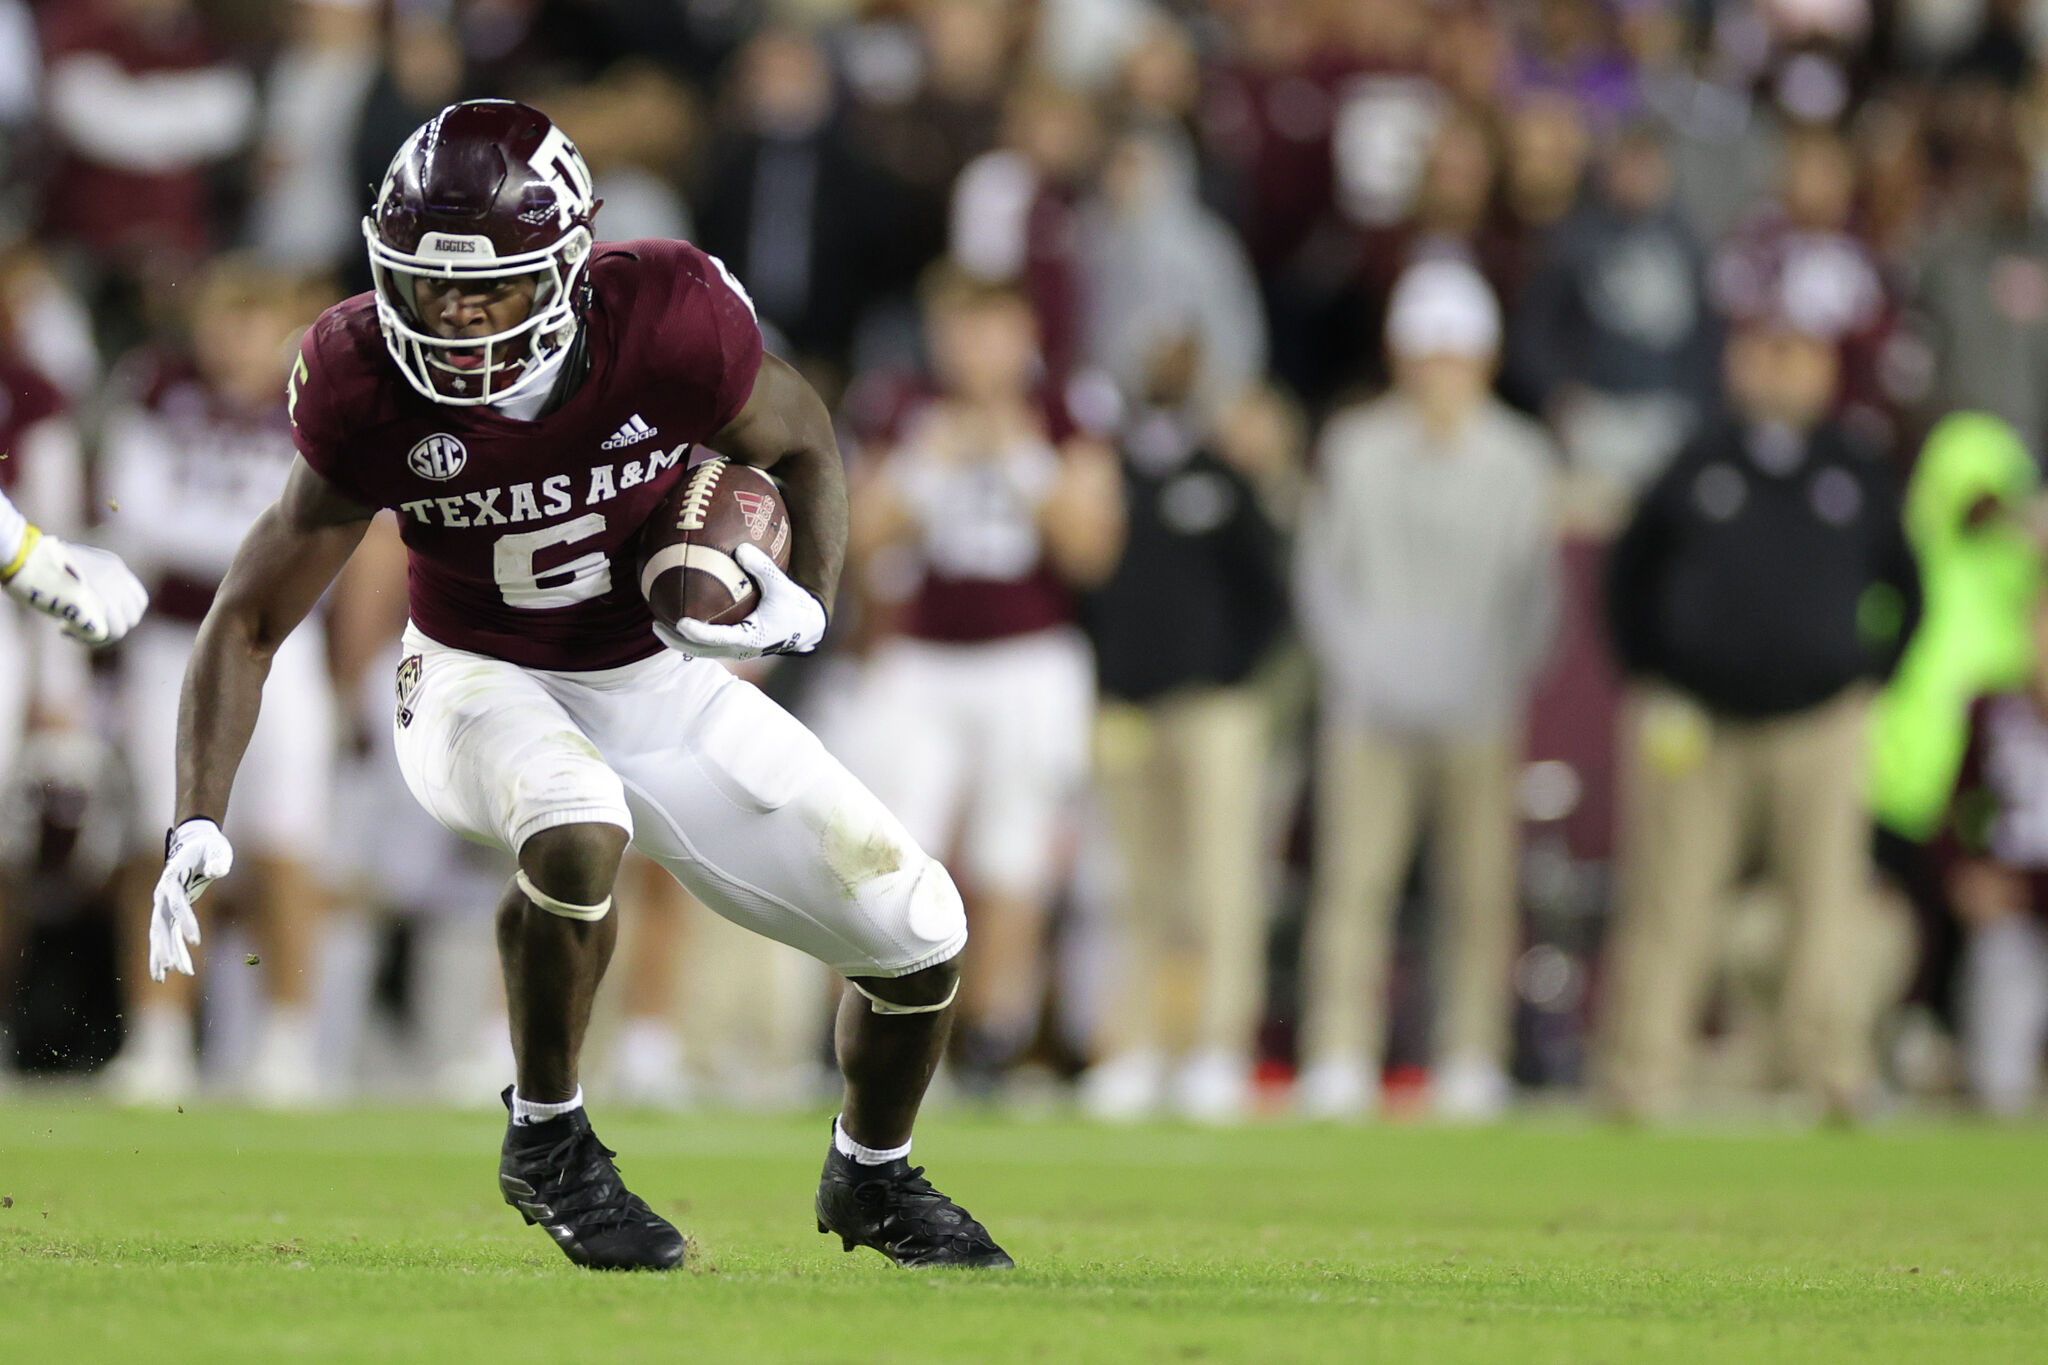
left=149, top=458, right=372, bottom=980
left=178, top=458, right=373, bottom=822
left=709, top=353, right=847, bottom=616
left=0, top=481, right=148, bottom=646
left=663, top=355, right=843, bottom=660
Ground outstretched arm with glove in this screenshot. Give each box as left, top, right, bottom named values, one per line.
left=0, top=487, right=147, bottom=645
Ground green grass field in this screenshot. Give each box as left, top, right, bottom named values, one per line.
left=1, top=1101, right=2044, bottom=1363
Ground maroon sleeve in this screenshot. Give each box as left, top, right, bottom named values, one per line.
left=704, top=255, right=766, bottom=433
left=640, top=240, right=764, bottom=437
left=287, top=306, right=375, bottom=505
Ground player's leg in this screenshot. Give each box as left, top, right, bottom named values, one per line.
left=836, top=957, right=961, bottom=1148
left=814, top=952, right=1009, bottom=1268
left=498, top=820, right=627, bottom=1103
left=833, top=639, right=972, bottom=1045
left=392, top=631, right=682, bottom=1270
left=565, top=654, right=1009, bottom=1266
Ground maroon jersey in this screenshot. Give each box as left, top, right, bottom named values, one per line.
left=0, top=351, right=67, bottom=494
left=883, top=403, right=1075, bottom=645
left=292, top=239, right=763, bottom=670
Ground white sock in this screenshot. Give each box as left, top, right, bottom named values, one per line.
left=833, top=1115, right=911, bottom=1166
left=511, top=1086, right=585, bottom=1126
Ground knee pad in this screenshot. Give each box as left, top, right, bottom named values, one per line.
left=851, top=977, right=960, bottom=1015
left=903, top=858, right=967, bottom=947
left=515, top=869, right=613, bottom=922
left=837, top=851, right=967, bottom=981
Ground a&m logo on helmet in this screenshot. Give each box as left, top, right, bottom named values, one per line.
left=408, top=433, right=468, bottom=481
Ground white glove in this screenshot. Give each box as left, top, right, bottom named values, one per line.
left=149, top=818, right=233, bottom=981
left=1, top=527, right=149, bottom=645
left=654, top=542, right=827, bottom=661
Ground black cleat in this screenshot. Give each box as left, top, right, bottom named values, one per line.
left=814, top=1131, right=1014, bottom=1269
left=497, top=1088, right=685, bottom=1271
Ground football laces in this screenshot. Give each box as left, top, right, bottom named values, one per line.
left=676, top=457, right=727, bottom=533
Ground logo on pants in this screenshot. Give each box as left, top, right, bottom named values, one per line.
left=395, top=653, right=423, bottom=728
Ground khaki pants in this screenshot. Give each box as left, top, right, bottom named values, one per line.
left=1300, top=726, right=1521, bottom=1070
left=1093, top=686, right=1271, bottom=1059
left=1600, top=687, right=1876, bottom=1114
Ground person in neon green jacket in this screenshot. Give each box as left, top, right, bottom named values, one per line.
left=1870, top=412, right=2043, bottom=842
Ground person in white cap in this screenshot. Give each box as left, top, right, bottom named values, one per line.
left=1292, top=256, right=1562, bottom=1122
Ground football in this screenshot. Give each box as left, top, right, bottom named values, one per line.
left=637, top=453, right=793, bottom=627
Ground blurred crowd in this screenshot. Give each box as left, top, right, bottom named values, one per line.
left=5, top=0, right=2048, bottom=1122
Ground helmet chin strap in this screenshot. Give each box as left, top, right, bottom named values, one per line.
left=484, top=333, right=577, bottom=420
left=532, top=320, right=593, bottom=420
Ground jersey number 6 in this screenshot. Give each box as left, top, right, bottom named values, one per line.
left=493, top=513, right=611, bottom=609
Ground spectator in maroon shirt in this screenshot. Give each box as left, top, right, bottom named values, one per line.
left=842, top=268, right=1123, bottom=1091
left=38, top=0, right=255, bottom=278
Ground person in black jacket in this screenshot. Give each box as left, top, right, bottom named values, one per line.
left=1078, top=338, right=1296, bottom=1123
left=691, top=27, right=908, bottom=388
left=1599, top=305, right=1921, bottom=1121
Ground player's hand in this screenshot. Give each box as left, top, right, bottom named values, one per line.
left=1, top=527, right=149, bottom=645
left=654, top=543, right=826, bottom=661
left=149, top=818, right=232, bottom=981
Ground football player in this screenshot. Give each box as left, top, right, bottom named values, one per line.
left=148, top=100, right=1009, bottom=1271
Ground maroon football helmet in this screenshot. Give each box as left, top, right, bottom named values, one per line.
left=363, top=100, right=601, bottom=406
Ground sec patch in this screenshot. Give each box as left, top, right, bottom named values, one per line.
left=408, top=433, right=468, bottom=481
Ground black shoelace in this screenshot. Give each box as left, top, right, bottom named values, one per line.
left=856, top=1167, right=977, bottom=1239
left=525, top=1129, right=647, bottom=1232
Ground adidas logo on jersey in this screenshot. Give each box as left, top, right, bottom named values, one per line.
left=602, top=414, right=658, bottom=450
